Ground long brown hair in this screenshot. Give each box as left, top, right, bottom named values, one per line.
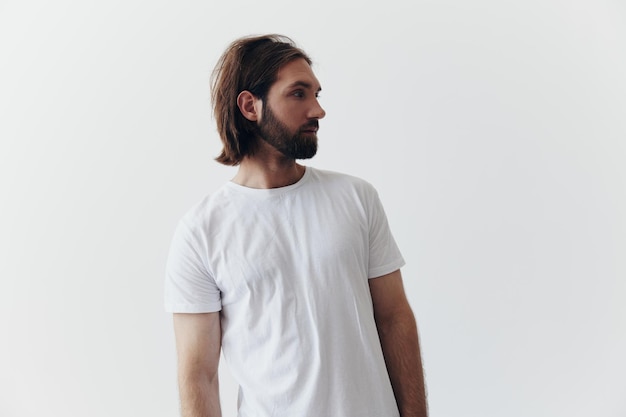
left=210, top=34, right=312, bottom=165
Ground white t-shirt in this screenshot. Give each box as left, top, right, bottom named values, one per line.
left=165, top=167, right=405, bottom=417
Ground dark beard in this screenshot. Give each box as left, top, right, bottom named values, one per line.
left=257, top=103, right=318, bottom=160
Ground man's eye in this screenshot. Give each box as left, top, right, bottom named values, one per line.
left=293, top=91, right=304, bottom=98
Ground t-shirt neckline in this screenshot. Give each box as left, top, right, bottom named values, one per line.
left=225, top=166, right=313, bottom=197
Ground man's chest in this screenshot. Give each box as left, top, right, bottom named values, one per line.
left=205, top=194, right=370, bottom=305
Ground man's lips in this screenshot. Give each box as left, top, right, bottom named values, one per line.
left=301, top=122, right=319, bottom=133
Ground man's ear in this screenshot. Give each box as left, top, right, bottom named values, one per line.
left=237, top=90, right=260, bottom=121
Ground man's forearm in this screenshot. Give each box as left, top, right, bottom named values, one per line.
left=178, top=371, right=222, bottom=417
left=377, top=310, right=428, bottom=417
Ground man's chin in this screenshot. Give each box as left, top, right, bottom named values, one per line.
left=288, top=136, right=317, bottom=160
left=295, top=152, right=317, bottom=160
left=284, top=146, right=317, bottom=160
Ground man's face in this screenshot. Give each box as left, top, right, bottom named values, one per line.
left=256, top=58, right=326, bottom=160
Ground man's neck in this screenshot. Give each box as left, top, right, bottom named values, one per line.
left=232, top=144, right=306, bottom=189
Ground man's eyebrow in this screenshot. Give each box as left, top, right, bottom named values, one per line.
left=286, top=81, right=322, bottom=92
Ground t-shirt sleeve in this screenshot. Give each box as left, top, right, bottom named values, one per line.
left=367, top=188, right=405, bottom=278
left=164, top=219, right=222, bottom=313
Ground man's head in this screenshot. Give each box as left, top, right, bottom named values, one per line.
left=211, top=34, right=325, bottom=165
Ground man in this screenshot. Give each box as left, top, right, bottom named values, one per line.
left=165, top=34, right=427, bottom=417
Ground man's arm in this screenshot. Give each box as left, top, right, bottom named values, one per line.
left=369, top=269, right=428, bottom=417
left=173, top=312, right=222, bottom=417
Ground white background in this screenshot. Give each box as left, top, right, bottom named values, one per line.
left=1, top=0, right=625, bottom=416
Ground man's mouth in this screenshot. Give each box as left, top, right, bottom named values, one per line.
left=301, top=122, right=319, bottom=133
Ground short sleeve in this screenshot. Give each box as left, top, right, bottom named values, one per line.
left=367, top=189, right=405, bottom=278
left=164, top=219, right=222, bottom=313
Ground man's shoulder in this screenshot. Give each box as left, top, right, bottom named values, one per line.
left=309, top=166, right=372, bottom=186
left=309, top=167, right=377, bottom=194
left=178, top=183, right=232, bottom=229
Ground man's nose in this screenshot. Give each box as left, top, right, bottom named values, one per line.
left=309, top=99, right=326, bottom=120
